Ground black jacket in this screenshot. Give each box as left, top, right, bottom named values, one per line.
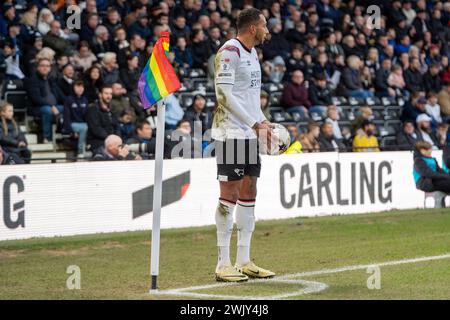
left=396, top=129, right=420, bottom=151
left=119, top=67, right=140, bottom=93
left=318, top=133, right=346, bottom=152
left=423, top=72, right=442, bottom=93
left=183, top=106, right=212, bottom=134
left=308, top=83, right=333, bottom=106
left=375, top=67, right=390, bottom=91
left=63, top=95, right=88, bottom=133
left=404, top=68, right=424, bottom=93
left=25, top=72, right=64, bottom=110
left=86, top=102, right=120, bottom=152
left=340, top=67, right=362, bottom=94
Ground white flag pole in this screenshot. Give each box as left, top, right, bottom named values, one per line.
left=150, top=98, right=166, bottom=292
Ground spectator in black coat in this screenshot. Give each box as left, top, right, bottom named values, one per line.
left=57, top=63, right=75, bottom=100
left=308, top=73, right=333, bottom=116
left=80, top=13, right=99, bottom=43
left=117, top=34, right=147, bottom=70
left=0, top=102, right=31, bottom=163
left=262, top=18, right=290, bottom=60
left=423, top=63, right=442, bottom=94
left=396, top=120, right=421, bottom=150
left=84, top=65, right=104, bottom=103
left=119, top=54, right=140, bottom=93
left=318, top=122, right=346, bottom=152
left=25, top=57, right=64, bottom=143
left=401, top=95, right=428, bottom=123
left=207, top=26, right=223, bottom=54
left=285, top=45, right=306, bottom=76
left=183, top=94, right=212, bottom=134
left=190, top=29, right=211, bottom=71
left=63, top=81, right=89, bottom=156
left=128, top=13, right=152, bottom=41
left=404, top=57, right=424, bottom=94
left=86, top=85, right=120, bottom=152
left=375, top=58, right=395, bottom=97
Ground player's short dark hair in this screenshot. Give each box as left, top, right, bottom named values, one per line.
left=236, top=8, right=262, bottom=31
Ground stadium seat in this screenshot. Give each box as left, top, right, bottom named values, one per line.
left=204, top=93, right=216, bottom=109
left=272, top=112, right=286, bottom=122
left=4, top=90, right=29, bottom=114
left=269, top=91, right=282, bottom=106
left=385, top=106, right=402, bottom=120
left=380, top=136, right=397, bottom=150
left=192, top=78, right=208, bottom=91
left=385, top=120, right=402, bottom=136
left=188, top=68, right=206, bottom=78
left=179, top=93, right=194, bottom=109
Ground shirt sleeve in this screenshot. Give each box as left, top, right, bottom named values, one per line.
left=214, top=46, right=258, bottom=128
left=215, top=46, right=240, bottom=85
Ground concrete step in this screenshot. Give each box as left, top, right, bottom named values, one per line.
left=31, top=151, right=67, bottom=160
left=25, top=134, right=37, bottom=144
left=28, top=143, right=53, bottom=152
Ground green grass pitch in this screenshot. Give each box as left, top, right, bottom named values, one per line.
left=1, top=208, right=450, bottom=299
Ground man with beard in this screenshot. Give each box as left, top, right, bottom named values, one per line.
left=352, top=120, right=380, bottom=152
left=416, top=114, right=439, bottom=150
left=110, top=82, right=132, bottom=118
left=86, top=85, right=120, bottom=153
left=318, top=122, right=346, bottom=152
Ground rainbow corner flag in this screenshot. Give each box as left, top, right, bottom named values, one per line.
left=138, top=31, right=181, bottom=109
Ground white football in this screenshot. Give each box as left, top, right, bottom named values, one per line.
left=267, top=123, right=291, bottom=155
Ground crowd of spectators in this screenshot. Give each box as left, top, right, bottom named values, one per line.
left=0, top=0, right=450, bottom=163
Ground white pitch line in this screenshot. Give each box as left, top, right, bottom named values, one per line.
left=278, top=253, right=450, bottom=280
left=153, top=253, right=450, bottom=300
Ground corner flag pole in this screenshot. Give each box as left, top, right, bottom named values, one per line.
left=150, top=99, right=165, bottom=291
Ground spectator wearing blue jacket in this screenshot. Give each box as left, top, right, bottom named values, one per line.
left=63, top=81, right=88, bottom=156
left=173, top=37, right=194, bottom=72
left=413, top=141, right=450, bottom=194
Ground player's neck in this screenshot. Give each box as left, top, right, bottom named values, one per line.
left=236, top=35, right=254, bottom=52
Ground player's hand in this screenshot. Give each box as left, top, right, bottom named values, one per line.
left=253, top=122, right=274, bottom=153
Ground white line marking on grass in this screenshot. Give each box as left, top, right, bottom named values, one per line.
left=278, top=253, right=450, bottom=280
left=153, top=253, right=450, bottom=300
left=157, top=279, right=328, bottom=300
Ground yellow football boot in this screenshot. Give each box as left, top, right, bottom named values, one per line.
left=215, top=265, right=249, bottom=282
left=235, top=261, right=276, bottom=279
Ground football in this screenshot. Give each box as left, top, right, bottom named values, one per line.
left=268, top=123, right=291, bottom=155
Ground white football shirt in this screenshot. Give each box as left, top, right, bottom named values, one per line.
left=212, top=38, right=266, bottom=141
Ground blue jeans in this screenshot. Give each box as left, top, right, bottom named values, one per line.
left=71, top=122, right=88, bottom=154
left=287, top=106, right=307, bottom=116
left=350, top=89, right=374, bottom=99
left=40, top=105, right=64, bottom=140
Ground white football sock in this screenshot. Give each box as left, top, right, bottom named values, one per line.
left=215, top=198, right=235, bottom=271
left=235, top=199, right=255, bottom=266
